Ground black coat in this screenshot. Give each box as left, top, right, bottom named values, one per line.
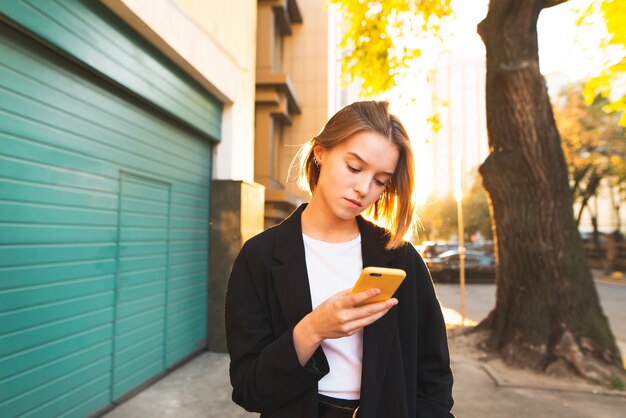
left=225, top=204, right=454, bottom=418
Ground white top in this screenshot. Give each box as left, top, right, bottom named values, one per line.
left=302, top=233, right=363, bottom=400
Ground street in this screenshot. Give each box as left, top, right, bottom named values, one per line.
left=434, top=280, right=626, bottom=348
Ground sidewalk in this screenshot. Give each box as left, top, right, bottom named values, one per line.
left=103, top=351, right=254, bottom=418
left=102, top=310, right=626, bottom=418
left=448, top=327, right=626, bottom=418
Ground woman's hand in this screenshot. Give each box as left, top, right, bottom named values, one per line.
left=293, top=288, right=398, bottom=365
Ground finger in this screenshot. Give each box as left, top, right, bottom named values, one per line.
left=344, top=288, right=382, bottom=307
left=350, top=298, right=398, bottom=319
left=343, top=303, right=396, bottom=334
left=338, top=298, right=397, bottom=325
left=328, top=288, right=373, bottom=309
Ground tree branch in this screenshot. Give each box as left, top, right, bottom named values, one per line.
left=543, top=0, right=568, bottom=9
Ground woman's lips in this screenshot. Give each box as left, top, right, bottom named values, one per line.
left=345, top=198, right=362, bottom=208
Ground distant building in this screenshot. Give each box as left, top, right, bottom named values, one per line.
left=429, top=50, right=489, bottom=197
left=271, top=1, right=361, bottom=226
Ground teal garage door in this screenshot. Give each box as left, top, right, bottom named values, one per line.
left=0, top=8, right=218, bottom=417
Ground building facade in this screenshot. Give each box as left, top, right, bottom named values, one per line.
left=0, top=0, right=270, bottom=416
left=258, top=0, right=335, bottom=226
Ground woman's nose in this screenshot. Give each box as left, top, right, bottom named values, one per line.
left=354, top=176, right=371, bottom=196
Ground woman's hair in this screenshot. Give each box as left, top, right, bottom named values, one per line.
left=295, top=100, right=416, bottom=250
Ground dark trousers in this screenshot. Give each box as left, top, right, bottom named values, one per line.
left=318, top=394, right=360, bottom=418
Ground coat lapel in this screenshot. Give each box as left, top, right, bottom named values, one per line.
left=357, top=216, right=399, bottom=416
left=271, top=204, right=313, bottom=327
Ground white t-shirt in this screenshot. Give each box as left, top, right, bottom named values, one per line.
left=302, top=233, right=363, bottom=400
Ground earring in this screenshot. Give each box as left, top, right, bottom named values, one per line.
left=313, top=157, right=320, bottom=169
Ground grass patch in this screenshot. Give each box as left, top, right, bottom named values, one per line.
left=607, top=374, right=625, bottom=391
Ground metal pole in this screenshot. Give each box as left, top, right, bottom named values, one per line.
left=457, top=195, right=465, bottom=325
left=455, top=162, right=466, bottom=326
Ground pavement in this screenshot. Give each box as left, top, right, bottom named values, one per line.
left=445, top=322, right=626, bottom=418
left=101, top=304, right=626, bottom=418
left=102, top=351, right=252, bottom=418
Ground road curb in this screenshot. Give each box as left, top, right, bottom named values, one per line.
left=592, top=269, right=625, bottom=285
left=478, top=363, right=626, bottom=398
left=594, top=277, right=626, bottom=285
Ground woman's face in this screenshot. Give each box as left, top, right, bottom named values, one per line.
left=313, top=130, right=400, bottom=221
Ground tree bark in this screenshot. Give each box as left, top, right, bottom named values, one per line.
left=476, top=0, right=623, bottom=377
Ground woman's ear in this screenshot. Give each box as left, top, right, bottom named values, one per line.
left=313, top=145, right=324, bottom=165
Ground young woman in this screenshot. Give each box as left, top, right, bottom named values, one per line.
left=225, top=101, right=454, bottom=418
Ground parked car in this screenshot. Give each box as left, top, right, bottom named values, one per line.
left=418, top=241, right=457, bottom=260
left=426, top=250, right=496, bottom=283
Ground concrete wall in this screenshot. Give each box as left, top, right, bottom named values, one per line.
left=208, top=180, right=264, bottom=352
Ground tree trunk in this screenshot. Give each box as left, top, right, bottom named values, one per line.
left=589, top=203, right=600, bottom=247
left=476, top=0, right=623, bottom=378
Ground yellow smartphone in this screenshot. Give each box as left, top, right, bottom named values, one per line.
left=351, top=266, right=406, bottom=306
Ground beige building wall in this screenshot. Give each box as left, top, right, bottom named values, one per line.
left=175, top=0, right=256, bottom=69
left=281, top=0, right=330, bottom=203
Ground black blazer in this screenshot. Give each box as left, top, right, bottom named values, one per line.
left=225, top=204, right=454, bottom=418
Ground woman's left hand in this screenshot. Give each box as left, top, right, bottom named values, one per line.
left=292, top=288, right=397, bottom=365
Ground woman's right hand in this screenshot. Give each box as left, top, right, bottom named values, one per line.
left=292, top=288, right=398, bottom=365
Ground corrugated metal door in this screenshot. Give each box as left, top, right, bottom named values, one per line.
left=113, top=173, right=172, bottom=399
left=0, top=19, right=213, bottom=417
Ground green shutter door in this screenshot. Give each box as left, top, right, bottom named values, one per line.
left=113, top=173, right=171, bottom=399
left=0, top=17, right=214, bottom=418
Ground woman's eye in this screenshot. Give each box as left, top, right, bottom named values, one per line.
left=374, top=179, right=386, bottom=187
left=347, top=165, right=360, bottom=173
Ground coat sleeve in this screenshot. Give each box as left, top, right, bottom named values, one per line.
left=411, top=246, right=455, bottom=417
left=224, top=245, right=328, bottom=413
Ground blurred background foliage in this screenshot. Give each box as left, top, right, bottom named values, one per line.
left=579, top=0, right=626, bottom=126
left=553, top=81, right=626, bottom=235
left=416, top=174, right=493, bottom=243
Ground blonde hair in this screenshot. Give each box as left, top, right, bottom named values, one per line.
left=295, top=101, right=415, bottom=249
